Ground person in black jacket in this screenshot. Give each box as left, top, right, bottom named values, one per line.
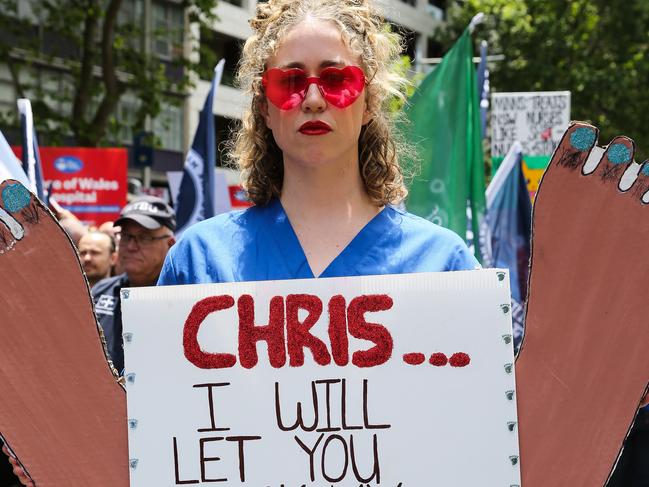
left=607, top=405, right=649, bottom=487
left=91, top=195, right=176, bottom=374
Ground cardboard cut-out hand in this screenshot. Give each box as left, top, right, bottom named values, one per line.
left=0, top=180, right=129, bottom=486
left=0, top=122, right=647, bottom=486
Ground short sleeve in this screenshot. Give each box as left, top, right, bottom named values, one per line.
left=448, top=244, right=481, bottom=271
left=157, top=251, right=178, bottom=286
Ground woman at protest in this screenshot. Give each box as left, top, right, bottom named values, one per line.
left=158, top=0, right=478, bottom=286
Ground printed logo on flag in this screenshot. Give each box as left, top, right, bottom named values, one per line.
left=176, top=149, right=207, bottom=226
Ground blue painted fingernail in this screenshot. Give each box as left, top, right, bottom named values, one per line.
left=570, top=127, right=596, bottom=151
left=607, top=144, right=631, bottom=165
left=2, top=184, right=31, bottom=212
left=641, top=162, right=649, bottom=176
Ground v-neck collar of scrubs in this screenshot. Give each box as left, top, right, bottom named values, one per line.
left=266, top=198, right=391, bottom=279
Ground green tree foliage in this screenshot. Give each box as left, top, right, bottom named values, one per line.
left=0, top=0, right=218, bottom=146
left=440, top=0, right=649, bottom=159
left=389, top=55, right=423, bottom=114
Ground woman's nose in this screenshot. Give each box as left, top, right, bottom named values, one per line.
left=301, top=82, right=326, bottom=112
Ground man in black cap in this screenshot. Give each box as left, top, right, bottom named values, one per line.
left=91, top=195, right=176, bottom=374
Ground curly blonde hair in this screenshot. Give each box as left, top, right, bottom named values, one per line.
left=229, top=0, right=410, bottom=206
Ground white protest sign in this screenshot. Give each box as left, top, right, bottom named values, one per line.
left=121, top=270, right=521, bottom=486
left=491, top=91, right=571, bottom=157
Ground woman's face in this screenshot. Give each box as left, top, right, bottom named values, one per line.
left=262, top=18, right=371, bottom=172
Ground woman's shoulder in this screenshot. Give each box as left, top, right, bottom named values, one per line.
left=177, top=200, right=277, bottom=245
left=381, top=205, right=480, bottom=271
left=384, top=205, right=467, bottom=245
left=160, top=202, right=280, bottom=285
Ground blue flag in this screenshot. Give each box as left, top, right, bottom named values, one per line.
left=175, top=60, right=225, bottom=237
left=486, top=142, right=532, bottom=350
left=17, top=99, right=46, bottom=201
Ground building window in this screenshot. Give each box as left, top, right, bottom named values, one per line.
left=41, top=28, right=80, bottom=59
left=118, top=0, right=143, bottom=28
left=428, top=0, right=446, bottom=8
left=152, top=1, right=184, bottom=60
left=426, top=37, right=444, bottom=58
left=198, top=28, right=241, bottom=87
left=426, top=0, right=446, bottom=20
left=153, top=102, right=183, bottom=152
left=113, top=96, right=184, bottom=151
left=116, top=98, right=140, bottom=145
left=117, top=0, right=143, bottom=49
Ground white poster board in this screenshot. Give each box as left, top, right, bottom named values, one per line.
left=121, top=270, right=521, bottom=486
left=491, top=91, right=571, bottom=157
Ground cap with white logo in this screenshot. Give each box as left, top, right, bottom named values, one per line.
left=114, top=195, right=176, bottom=231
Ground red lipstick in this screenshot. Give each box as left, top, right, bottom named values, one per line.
left=299, top=120, right=332, bottom=135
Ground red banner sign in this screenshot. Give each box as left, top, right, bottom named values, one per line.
left=13, top=147, right=128, bottom=227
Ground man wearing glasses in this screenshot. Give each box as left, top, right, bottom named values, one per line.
left=92, top=195, right=176, bottom=375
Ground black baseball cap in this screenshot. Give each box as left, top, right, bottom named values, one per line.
left=115, top=195, right=176, bottom=231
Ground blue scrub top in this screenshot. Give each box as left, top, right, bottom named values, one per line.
left=158, top=198, right=479, bottom=285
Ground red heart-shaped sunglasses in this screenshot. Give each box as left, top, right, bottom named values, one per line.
left=261, top=65, right=366, bottom=110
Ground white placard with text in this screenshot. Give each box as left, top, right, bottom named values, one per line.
left=122, top=269, right=520, bottom=486
left=491, top=91, right=571, bottom=158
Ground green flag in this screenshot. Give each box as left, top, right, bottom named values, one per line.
left=404, top=28, right=488, bottom=263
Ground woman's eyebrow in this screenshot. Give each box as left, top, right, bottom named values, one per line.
left=279, top=62, right=305, bottom=69
left=279, top=60, right=345, bottom=69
